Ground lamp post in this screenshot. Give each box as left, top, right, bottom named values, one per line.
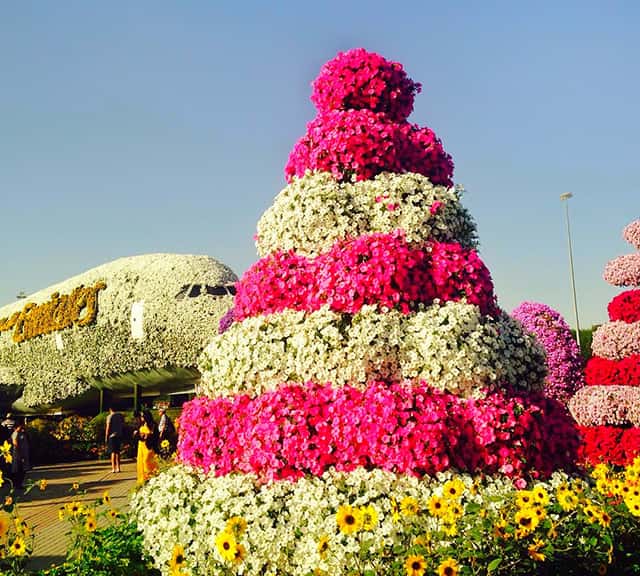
left=560, top=192, right=581, bottom=349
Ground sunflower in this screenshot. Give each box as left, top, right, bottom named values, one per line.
left=58, top=506, right=66, bottom=521
left=400, top=496, right=420, bottom=517
left=405, top=554, right=427, bottom=576
left=532, top=485, right=549, bottom=507
left=169, top=544, right=186, bottom=573
left=317, top=534, right=330, bottom=557
left=108, top=508, right=119, bottom=520
left=514, top=508, right=539, bottom=537
left=85, top=514, right=97, bottom=533
left=626, top=498, right=640, bottom=516
left=0, top=441, right=12, bottom=464
left=67, top=501, right=83, bottom=517
left=437, top=557, right=459, bottom=576
left=72, top=482, right=80, bottom=491
left=598, top=510, right=612, bottom=528
left=390, top=498, right=400, bottom=523
left=39, top=478, right=48, bottom=491
left=102, top=490, right=111, bottom=505
left=361, top=504, right=378, bottom=530
left=336, top=505, right=363, bottom=535
left=9, top=537, right=26, bottom=556
left=215, top=530, right=237, bottom=562
left=557, top=489, right=579, bottom=511
left=232, top=543, right=246, bottom=565
left=15, top=518, right=30, bottom=537
left=427, top=495, right=446, bottom=517
left=442, top=478, right=465, bottom=500
left=226, top=516, right=247, bottom=536
left=515, top=490, right=534, bottom=509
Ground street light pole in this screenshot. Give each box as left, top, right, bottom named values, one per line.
left=560, top=192, right=581, bottom=349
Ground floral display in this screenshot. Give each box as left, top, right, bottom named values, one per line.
left=623, top=219, right=640, bottom=250
left=0, top=254, right=236, bottom=406
left=310, top=48, right=421, bottom=122
left=585, top=355, right=640, bottom=387
left=256, top=172, right=477, bottom=258
left=569, top=385, right=640, bottom=426
left=568, top=218, right=640, bottom=466
left=578, top=426, right=640, bottom=466
left=132, top=463, right=640, bottom=576
left=510, top=302, right=585, bottom=403
left=285, top=110, right=454, bottom=186
left=137, top=49, right=594, bottom=575
left=607, top=289, right=640, bottom=322
left=178, top=381, right=578, bottom=480
left=591, top=320, right=640, bottom=360
left=199, top=303, right=546, bottom=398
left=233, top=233, right=498, bottom=321
left=603, top=253, right=640, bottom=286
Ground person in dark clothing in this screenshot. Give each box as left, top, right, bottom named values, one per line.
left=105, top=406, right=125, bottom=473
left=10, top=421, right=29, bottom=489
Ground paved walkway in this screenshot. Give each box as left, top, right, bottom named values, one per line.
left=9, top=458, right=138, bottom=572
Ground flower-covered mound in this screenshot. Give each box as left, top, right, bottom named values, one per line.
left=255, top=172, right=477, bottom=258
left=623, top=219, right=640, bottom=250
left=585, top=355, right=640, bottom=387
left=603, top=253, right=640, bottom=287
left=608, top=289, right=640, bottom=323
left=0, top=253, right=237, bottom=406
left=591, top=320, right=640, bottom=360
left=569, top=385, right=640, bottom=426
left=131, top=463, right=640, bottom=576
left=285, top=110, right=454, bottom=186
left=310, top=48, right=421, bottom=122
left=511, top=302, right=584, bottom=403
left=199, top=302, right=546, bottom=399
left=233, top=233, right=498, bottom=322
left=178, top=381, right=578, bottom=480
left=578, top=426, right=640, bottom=466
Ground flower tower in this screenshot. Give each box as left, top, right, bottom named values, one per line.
left=570, top=219, right=640, bottom=465
left=132, top=49, right=580, bottom=575
left=511, top=302, right=585, bottom=404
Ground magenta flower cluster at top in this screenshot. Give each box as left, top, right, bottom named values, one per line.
left=177, top=381, right=578, bottom=482
left=510, top=302, right=584, bottom=403
left=623, top=219, right=640, bottom=250
left=311, top=48, right=421, bottom=122
left=230, top=233, right=498, bottom=323
left=608, top=289, right=640, bottom=323
left=285, top=109, right=454, bottom=186
left=285, top=49, right=454, bottom=186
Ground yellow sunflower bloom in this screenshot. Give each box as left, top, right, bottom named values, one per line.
left=532, top=485, right=549, bottom=507
left=437, top=557, right=460, bottom=576
left=442, top=478, right=465, bottom=500
left=405, top=554, right=427, bottom=576
left=0, top=513, right=10, bottom=538
left=108, top=508, right=118, bottom=520
left=557, top=489, right=579, bottom=511
left=9, top=537, right=26, bottom=556
left=360, top=504, right=378, bottom=530
left=515, top=490, right=535, bottom=509
left=336, top=505, right=363, bottom=535
left=514, top=508, right=539, bottom=537
left=169, top=543, right=186, bottom=572
left=427, top=495, right=446, bottom=517
left=232, top=543, right=246, bottom=565
left=215, top=530, right=237, bottom=562
left=401, top=496, right=420, bottom=516
left=102, top=490, right=111, bottom=505
left=226, top=516, right=247, bottom=536
left=85, top=514, right=97, bottom=532
left=39, top=478, right=48, bottom=491
left=390, top=497, right=400, bottom=523
left=317, top=534, right=330, bottom=557
left=72, top=482, right=80, bottom=491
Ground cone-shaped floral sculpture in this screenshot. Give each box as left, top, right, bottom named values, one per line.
left=132, top=49, right=582, bottom=575
left=570, top=220, right=640, bottom=465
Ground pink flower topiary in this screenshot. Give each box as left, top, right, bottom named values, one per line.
left=569, top=385, right=640, bottom=427
left=623, top=219, right=640, bottom=250
left=510, top=302, right=585, bottom=403
left=591, top=321, right=640, bottom=360
left=603, top=254, right=640, bottom=287
left=608, top=289, right=640, bottom=323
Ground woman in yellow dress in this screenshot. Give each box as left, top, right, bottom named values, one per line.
left=136, top=410, right=159, bottom=484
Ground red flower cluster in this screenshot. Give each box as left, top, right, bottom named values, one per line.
left=578, top=425, right=640, bottom=466
left=608, top=289, right=640, bottom=323
left=231, top=233, right=498, bottom=322
left=585, top=355, right=640, bottom=387
left=311, top=48, right=421, bottom=122
left=285, top=109, right=454, bottom=186
left=177, top=381, right=579, bottom=482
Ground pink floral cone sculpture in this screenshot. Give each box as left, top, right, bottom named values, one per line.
left=570, top=219, right=640, bottom=465
left=131, top=49, right=581, bottom=575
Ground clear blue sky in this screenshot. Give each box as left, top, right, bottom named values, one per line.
left=1, top=1, right=638, bottom=328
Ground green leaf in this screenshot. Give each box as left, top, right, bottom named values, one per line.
left=487, top=558, right=502, bottom=571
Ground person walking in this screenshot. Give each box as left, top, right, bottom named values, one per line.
left=157, top=408, right=176, bottom=458
left=105, top=406, right=125, bottom=473
left=136, top=410, right=159, bottom=484
left=10, top=420, right=29, bottom=490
